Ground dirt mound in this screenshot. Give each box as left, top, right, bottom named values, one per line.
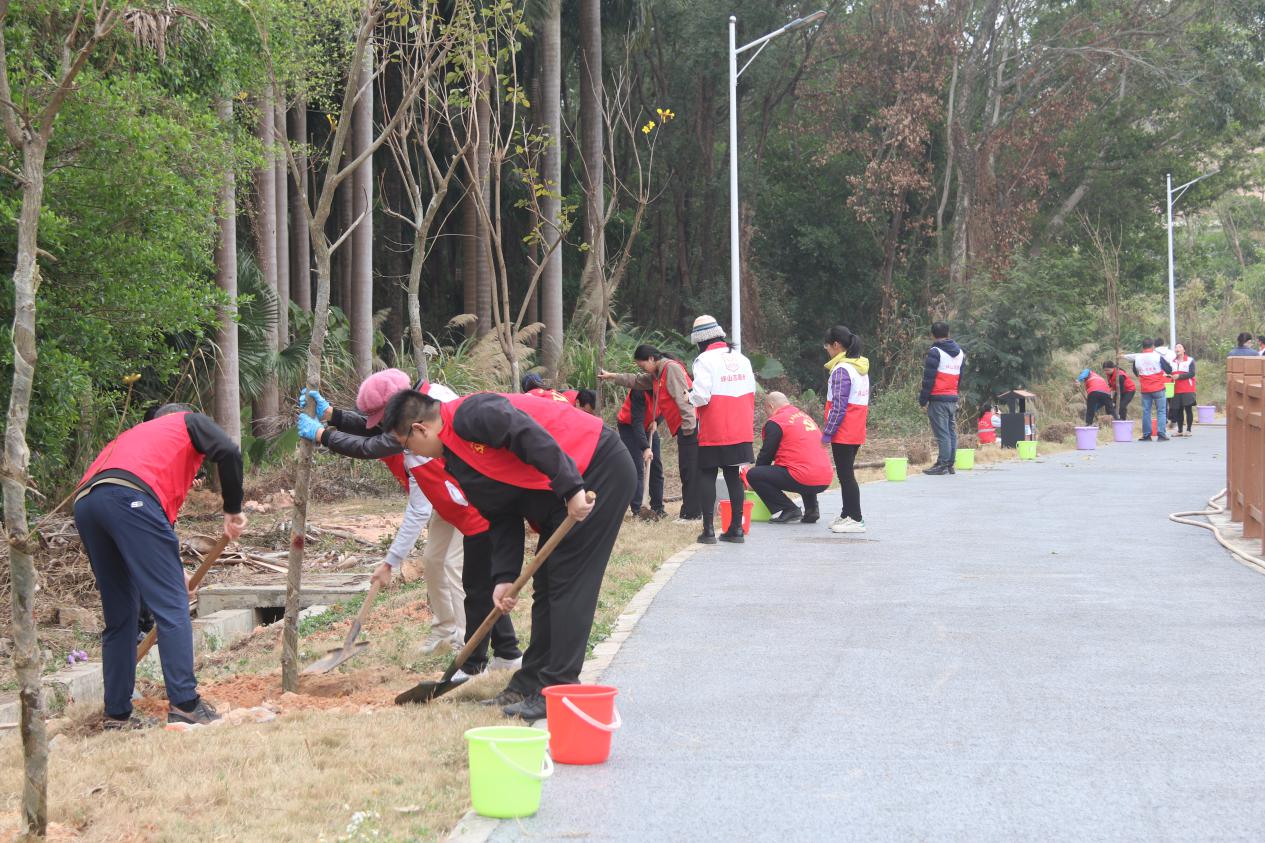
left=136, top=668, right=408, bottom=716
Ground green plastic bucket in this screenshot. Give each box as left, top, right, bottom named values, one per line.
left=1017, top=440, right=1037, bottom=460
left=1165, top=381, right=1175, bottom=398
left=885, top=457, right=908, bottom=481
left=464, top=726, right=553, bottom=818
left=746, top=490, right=771, bottom=522
left=954, top=448, right=975, bottom=470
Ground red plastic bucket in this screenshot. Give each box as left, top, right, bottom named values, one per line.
left=718, top=500, right=753, bottom=534
left=542, top=684, right=621, bottom=765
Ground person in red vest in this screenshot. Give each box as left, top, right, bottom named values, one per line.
left=821, top=325, right=871, bottom=532
left=73, top=404, right=246, bottom=729
left=1103, top=362, right=1136, bottom=420
left=1171, top=343, right=1198, bottom=436
left=574, top=388, right=598, bottom=414
left=1077, top=368, right=1116, bottom=426
left=297, top=377, right=522, bottom=678
left=381, top=388, right=635, bottom=720
left=521, top=372, right=578, bottom=406
left=745, top=392, right=833, bottom=524
left=614, top=380, right=665, bottom=519
left=688, top=316, right=756, bottom=544
left=918, top=320, right=966, bottom=475
left=1132, top=338, right=1173, bottom=441
left=977, top=405, right=998, bottom=445
left=600, top=344, right=701, bottom=523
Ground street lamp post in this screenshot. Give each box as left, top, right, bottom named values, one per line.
left=728, top=11, right=826, bottom=351
left=1165, top=170, right=1216, bottom=349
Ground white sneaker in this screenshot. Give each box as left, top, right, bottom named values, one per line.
left=417, top=633, right=454, bottom=656
left=829, top=515, right=848, bottom=529
left=450, top=633, right=466, bottom=651
left=489, top=655, right=523, bottom=672
left=831, top=517, right=867, bottom=534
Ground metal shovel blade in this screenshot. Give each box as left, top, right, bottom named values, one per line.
left=394, top=671, right=471, bottom=705
left=300, top=640, right=371, bottom=675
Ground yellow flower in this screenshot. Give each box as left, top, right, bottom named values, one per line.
left=122, top=373, right=141, bottom=385
left=642, top=120, right=655, bottom=134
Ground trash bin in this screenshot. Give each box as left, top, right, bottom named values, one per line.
left=996, top=389, right=1037, bottom=449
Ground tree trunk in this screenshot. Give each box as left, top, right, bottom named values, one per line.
left=253, top=89, right=280, bottom=434
left=572, top=0, right=605, bottom=341
left=213, top=98, right=241, bottom=444
left=460, top=166, right=479, bottom=328
left=338, top=178, right=354, bottom=311
left=350, top=49, right=375, bottom=378
left=274, top=88, right=290, bottom=350
left=540, top=0, right=564, bottom=379
left=474, top=76, right=493, bottom=336
left=3, top=139, right=49, bottom=839
left=289, top=101, right=312, bottom=312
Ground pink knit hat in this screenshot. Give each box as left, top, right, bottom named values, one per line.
left=356, top=368, right=412, bottom=429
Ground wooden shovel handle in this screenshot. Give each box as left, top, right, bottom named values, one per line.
left=449, top=492, right=594, bottom=673
left=342, top=579, right=382, bottom=646
left=136, top=533, right=231, bottom=663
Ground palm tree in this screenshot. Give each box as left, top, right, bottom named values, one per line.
left=539, top=0, right=564, bottom=378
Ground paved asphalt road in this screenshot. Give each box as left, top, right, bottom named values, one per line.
left=490, top=429, right=1265, bottom=842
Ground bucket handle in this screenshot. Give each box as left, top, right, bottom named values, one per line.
left=561, top=696, right=622, bottom=733
left=489, top=742, right=554, bottom=781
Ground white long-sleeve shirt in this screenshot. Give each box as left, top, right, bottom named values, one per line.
left=383, top=382, right=459, bottom=570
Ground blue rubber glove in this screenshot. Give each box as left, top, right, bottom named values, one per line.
left=296, top=413, right=324, bottom=443
left=297, top=387, right=331, bottom=421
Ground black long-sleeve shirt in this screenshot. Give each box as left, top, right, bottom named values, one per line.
left=320, top=408, right=403, bottom=460
left=622, top=389, right=652, bottom=450
left=755, top=419, right=783, bottom=467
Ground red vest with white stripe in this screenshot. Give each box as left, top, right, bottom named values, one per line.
left=616, top=389, right=656, bottom=430
left=692, top=343, right=755, bottom=447
left=977, top=411, right=996, bottom=444
left=824, top=360, right=870, bottom=445
left=439, top=393, right=603, bottom=490
left=930, top=346, right=964, bottom=397
left=1084, top=372, right=1109, bottom=394
left=656, top=359, right=693, bottom=435
left=380, top=453, right=489, bottom=536
left=1134, top=351, right=1167, bottom=393
left=769, top=405, right=834, bottom=487
left=78, top=413, right=204, bottom=524
left=1173, top=356, right=1196, bottom=394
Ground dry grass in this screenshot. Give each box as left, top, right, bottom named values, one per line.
left=0, top=511, right=695, bottom=842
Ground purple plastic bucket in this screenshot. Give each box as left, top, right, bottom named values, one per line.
left=1075, top=426, right=1098, bottom=450
left=1112, top=419, right=1134, bottom=442
left=1196, top=405, right=1216, bottom=424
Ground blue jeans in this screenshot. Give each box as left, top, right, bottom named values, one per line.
left=1141, top=390, right=1167, bottom=438
left=73, top=484, right=197, bottom=716
left=927, top=400, right=958, bottom=465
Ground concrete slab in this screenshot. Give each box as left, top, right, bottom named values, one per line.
left=491, top=430, right=1265, bottom=842
left=197, top=573, right=369, bottom=614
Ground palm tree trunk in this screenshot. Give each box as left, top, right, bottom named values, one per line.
left=273, top=87, right=290, bottom=350
left=213, top=97, right=241, bottom=443
left=350, top=48, right=375, bottom=378
left=540, top=0, right=564, bottom=378
left=474, top=74, right=493, bottom=336
left=289, top=101, right=311, bottom=312
left=574, top=0, right=605, bottom=341
left=253, top=89, right=280, bottom=434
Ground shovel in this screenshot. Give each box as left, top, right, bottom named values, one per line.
left=395, top=492, right=594, bottom=705
left=301, top=579, right=382, bottom=675
left=637, top=449, right=655, bottom=520
left=136, top=533, right=231, bottom=663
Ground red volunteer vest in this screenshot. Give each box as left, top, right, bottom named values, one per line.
left=656, top=359, right=693, bottom=436
left=380, top=453, right=489, bottom=536
left=1173, top=356, right=1196, bottom=394
left=1084, top=372, right=1109, bottom=394
left=1108, top=369, right=1136, bottom=393
left=930, top=347, right=964, bottom=397
left=769, top=405, right=834, bottom=487
left=694, top=343, right=756, bottom=447
left=977, top=411, right=996, bottom=444
left=439, top=393, right=603, bottom=491
left=1134, top=351, right=1167, bottom=393
left=527, top=387, right=573, bottom=404
left=824, top=359, right=870, bottom=445
left=78, top=413, right=204, bottom=524
left=616, top=389, right=656, bottom=430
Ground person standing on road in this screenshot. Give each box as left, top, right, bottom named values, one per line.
left=688, top=316, right=756, bottom=545
left=1171, top=343, right=1198, bottom=436
left=599, top=344, right=701, bottom=523
left=821, top=325, right=870, bottom=532
left=380, top=389, right=635, bottom=721
left=746, top=392, right=833, bottom=524
left=1133, top=338, right=1173, bottom=441
left=73, top=404, right=247, bottom=729
left=918, top=321, right=965, bottom=475
left=614, top=379, right=665, bottom=520
left=1228, top=332, right=1257, bottom=356
left=1077, top=368, right=1115, bottom=426
left=1104, top=362, right=1136, bottom=420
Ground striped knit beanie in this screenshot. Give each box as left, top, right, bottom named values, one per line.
left=690, top=315, right=725, bottom=345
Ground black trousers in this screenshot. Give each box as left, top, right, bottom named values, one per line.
left=1085, top=391, right=1115, bottom=426
left=508, top=432, right=637, bottom=694
left=677, top=431, right=701, bottom=519
left=832, top=443, right=862, bottom=521
left=1176, top=403, right=1194, bottom=432
left=460, top=532, right=522, bottom=673
left=618, top=424, right=664, bottom=513
left=1115, top=391, right=1134, bottom=420
left=699, top=465, right=745, bottom=534
left=746, top=465, right=827, bottom=515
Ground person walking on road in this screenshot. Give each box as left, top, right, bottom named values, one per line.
left=1133, top=338, right=1173, bottom=441
left=1104, top=362, right=1136, bottom=420
left=74, top=404, right=246, bottom=728
left=1228, top=332, right=1257, bottom=356
left=1171, top=343, right=1198, bottom=436
left=380, top=389, right=635, bottom=721
left=746, top=392, right=833, bottom=524
left=919, top=321, right=965, bottom=475
left=688, top=316, right=756, bottom=545
left=821, top=325, right=870, bottom=532
left=1078, top=368, right=1115, bottom=426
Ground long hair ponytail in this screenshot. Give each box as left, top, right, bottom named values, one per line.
left=825, top=324, right=861, bottom=357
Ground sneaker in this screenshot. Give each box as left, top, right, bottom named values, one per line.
left=479, top=688, right=526, bottom=707
left=769, top=506, right=802, bottom=524
left=829, top=515, right=848, bottom=529
left=502, top=691, right=546, bottom=721
left=449, top=632, right=466, bottom=651
left=1157, top=435, right=1170, bottom=441
left=1138, top=436, right=1152, bottom=442
left=923, top=463, right=951, bottom=475
left=697, top=530, right=718, bottom=545
left=652, top=509, right=668, bottom=521
left=830, top=517, right=867, bottom=534
left=801, top=507, right=820, bottom=525
left=167, top=697, right=221, bottom=726
left=418, top=632, right=455, bottom=656
left=718, top=529, right=745, bottom=544
left=489, top=654, right=523, bottom=672
left=102, top=712, right=158, bottom=732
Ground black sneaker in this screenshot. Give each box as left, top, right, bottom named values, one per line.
left=801, top=507, right=820, bottom=524
left=1157, top=435, right=1170, bottom=441
left=769, top=506, right=802, bottom=524
left=102, top=712, right=158, bottom=732
left=479, top=688, right=526, bottom=707
left=697, top=530, right=718, bottom=545
left=167, top=697, right=221, bottom=726
left=1138, top=436, right=1152, bottom=442
left=718, top=528, right=745, bottom=544
left=502, top=691, right=546, bottom=721
left=923, top=463, right=951, bottom=475
left=651, top=509, right=668, bottom=521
